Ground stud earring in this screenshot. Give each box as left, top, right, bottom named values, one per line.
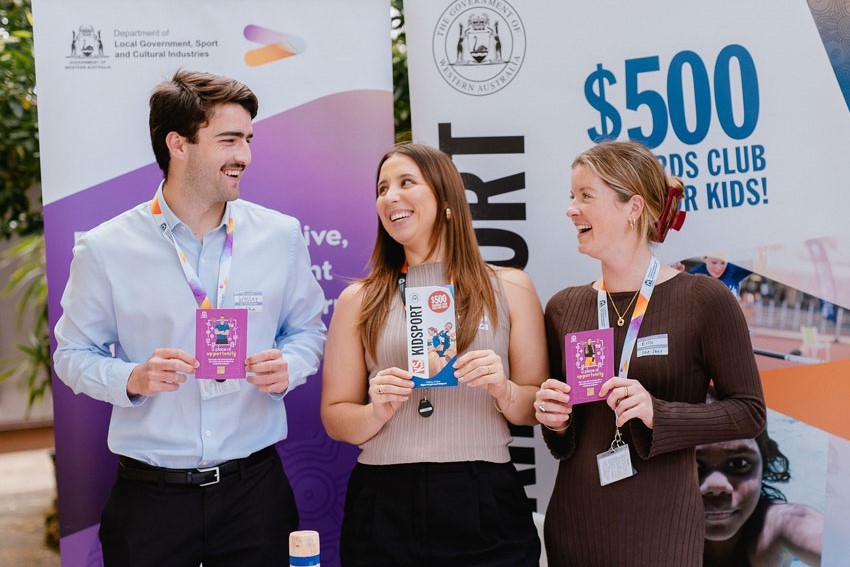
left=445, top=208, right=452, bottom=220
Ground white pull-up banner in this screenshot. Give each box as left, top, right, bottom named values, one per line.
left=405, top=1, right=850, bottom=564
left=33, top=2, right=393, bottom=566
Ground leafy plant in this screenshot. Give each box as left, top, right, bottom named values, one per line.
left=0, top=0, right=48, bottom=412
left=1, top=0, right=42, bottom=238
left=391, top=0, right=411, bottom=141
left=0, top=233, right=50, bottom=412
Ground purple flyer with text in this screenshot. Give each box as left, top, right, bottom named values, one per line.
left=565, top=328, right=614, bottom=404
left=195, top=308, right=248, bottom=379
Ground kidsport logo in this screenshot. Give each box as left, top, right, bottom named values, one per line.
left=411, top=359, right=426, bottom=375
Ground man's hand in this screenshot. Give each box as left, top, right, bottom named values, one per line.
left=246, top=349, right=289, bottom=395
left=127, top=348, right=197, bottom=397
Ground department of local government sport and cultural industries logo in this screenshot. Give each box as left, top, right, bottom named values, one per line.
left=68, top=25, right=108, bottom=59
left=243, top=24, right=306, bottom=67
left=432, top=0, right=526, bottom=96
left=65, top=24, right=111, bottom=70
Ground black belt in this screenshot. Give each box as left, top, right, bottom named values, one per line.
left=117, top=445, right=276, bottom=487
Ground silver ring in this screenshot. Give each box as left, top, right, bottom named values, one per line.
left=538, top=403, right=546, bottom=413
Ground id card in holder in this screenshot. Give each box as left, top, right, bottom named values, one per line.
left=199, top=377, right=240, bottom=400
left=596, top=443, right=636, bottom=486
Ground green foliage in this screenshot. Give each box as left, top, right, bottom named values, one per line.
left=0, top=0, right=41, bottom=239
left=391, top=0, right=411, bottom=142
left=0, top=233, right=50, bottom=412
left=0, top=0, right=47, bottom=412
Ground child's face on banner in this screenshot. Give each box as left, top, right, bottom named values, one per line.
left=697, top=438, right=763, bottom=541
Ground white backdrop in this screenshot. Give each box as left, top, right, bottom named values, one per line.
left=406, top=1, right=850, bottom=563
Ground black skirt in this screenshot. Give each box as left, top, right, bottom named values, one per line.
left=341, top=460, right=540, bottom=567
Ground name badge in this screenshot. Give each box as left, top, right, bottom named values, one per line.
left=637, top=334, right=668, bottom=357
left=234, top=291, right=263, bottom=312
left=597, top=444, right=637, bottom=486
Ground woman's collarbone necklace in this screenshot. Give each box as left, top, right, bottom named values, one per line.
left=606, top=289, right=640, bottom=327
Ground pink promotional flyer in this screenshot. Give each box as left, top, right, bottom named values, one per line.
left=195, top=309, right=247, bottom=380
left=564, top=328, right=614, bottom=404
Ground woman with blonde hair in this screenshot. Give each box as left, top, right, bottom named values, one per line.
left=535, top=140, right=766, bottom=566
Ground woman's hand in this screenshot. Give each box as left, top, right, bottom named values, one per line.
left=535, top=379, right=572, bottom=433
left=369, top=367, right=413, bottom=423
left=453, top=349, right=510, bottom=403
left=599, top=377, right=654, bottom=429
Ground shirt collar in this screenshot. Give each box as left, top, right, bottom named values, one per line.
left=155, top=180, right=233, bottom=234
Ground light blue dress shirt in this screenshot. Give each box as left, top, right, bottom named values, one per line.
left=54, top=185, right=327, bottom=468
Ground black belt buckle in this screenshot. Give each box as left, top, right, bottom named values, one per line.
left=197, top=465, right=221, bottom=486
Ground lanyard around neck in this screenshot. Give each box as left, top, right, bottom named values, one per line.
left=151, top=191, right=234, bottom=309
left=597, top=256, right=660, bottom=378
left=397, top=263, right=409, bottom=305
left=397, top=262, right=454, bottom=306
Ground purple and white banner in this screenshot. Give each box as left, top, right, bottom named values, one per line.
left=33, top=1, right=393, bottom=565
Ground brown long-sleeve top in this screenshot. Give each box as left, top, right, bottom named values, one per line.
left=542, top=271, right=765, bottom=567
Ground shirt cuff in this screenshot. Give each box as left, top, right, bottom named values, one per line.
left=282, top=356, right=310, bottom=394
left=109, top=361, right=148, bottom=408
left=627, top=394, right=661, bottom=459
left=541, top=421, right=577, bottom=460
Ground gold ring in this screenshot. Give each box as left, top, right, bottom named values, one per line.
left=625, top=386, right=630, bottom=397
left=378, top=384, right=383, bottom=395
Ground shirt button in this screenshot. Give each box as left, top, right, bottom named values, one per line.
left=201, top=258, right=207, bottom=264
left=204, top=430, right=212, bottom=438
left=201, top=461, right=208, bottom=466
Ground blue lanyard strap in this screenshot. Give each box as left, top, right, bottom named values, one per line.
left=596, top=256, right=660, bottom=379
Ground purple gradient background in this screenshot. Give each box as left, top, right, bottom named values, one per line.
left=45, top=90, right=393, bottom=567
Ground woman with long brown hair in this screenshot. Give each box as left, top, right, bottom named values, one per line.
left=321, top=143, right=546, bottom=566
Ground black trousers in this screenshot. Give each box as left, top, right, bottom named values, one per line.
left=340, top=461, right=540, bottom=567
left=99, top=447, right=298, bottom=567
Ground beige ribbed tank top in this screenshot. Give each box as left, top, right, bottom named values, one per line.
left=358, top=262, right=513, bottom=465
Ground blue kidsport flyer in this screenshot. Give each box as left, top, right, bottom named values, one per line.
left=405, top=284, right=458, bottom=388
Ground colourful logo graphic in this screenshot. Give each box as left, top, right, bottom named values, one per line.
left=243, top=25, right=306, bottom=67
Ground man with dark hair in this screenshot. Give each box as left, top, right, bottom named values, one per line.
left=54, top=70, right=327, bottom=567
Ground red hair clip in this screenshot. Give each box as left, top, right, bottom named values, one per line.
left=654, top=185, right=686, bottom=243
